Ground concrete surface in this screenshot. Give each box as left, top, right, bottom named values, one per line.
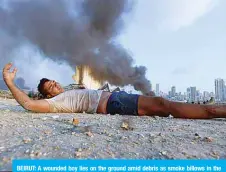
left=0, top=98, right=226, bottom=171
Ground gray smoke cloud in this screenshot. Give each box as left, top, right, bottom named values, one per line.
left=0, top=0, right=151, bottom=93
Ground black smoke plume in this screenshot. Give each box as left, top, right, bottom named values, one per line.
left=0, top=0, right=151, bottom=93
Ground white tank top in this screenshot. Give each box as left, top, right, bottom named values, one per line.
left=45, top=89, right=103, bottom=113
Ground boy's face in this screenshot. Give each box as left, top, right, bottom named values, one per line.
left=43, top=80, right=64, bottom=98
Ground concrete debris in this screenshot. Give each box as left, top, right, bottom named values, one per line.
left=121, top=122, right=129, bottom=130
left=121, top=120, right=131, bottom=130
left=53, top=146, right=60, bottom=150
left=160, top=151, right=167, bottom=155
left=85, top=131, right=94, bottom=137
left=43, top=130, right=52, bottom=135
left=168, top=114, right=174, bottom=118
left=25, top=149, right=30, bottom=154
left=35, top=152, right=42, bottom=156
left=30, top=153, right=35, bottom=157
left=194, top=133, right=199, bottom=136
left=72, top=118, right=79, bottom=126
left=211, top=151, right=219, bottom=159
left=75, top=151, right=82, bottom=157
left=203, top=137, right=214, bottom=142
left=42, top=117, right=47, bottom=121
left=52, top=115, right=59, bottom=119
left=23, top=138, right=32, bottom=144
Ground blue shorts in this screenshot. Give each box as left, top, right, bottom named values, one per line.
left=106, top=91, right=139, bottom=116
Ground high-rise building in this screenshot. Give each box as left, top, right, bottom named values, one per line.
left=186, top=87, right=191, bottom=101
left=168, top=91, right=171, bottom=98
left=196, top=90, right=201, bottom=101
left=171, top=86, right=176, bottom=97
left=150, top=83, right=153, bottom=91
left=224, top=86, right=226, bottom=101
left=156, top=84, right=160, bottom=96
left=203, top=91, right=210, bottom=101
left=190, top=87, right=196, bottom=102
left=215, top=78, right=225, bottom=102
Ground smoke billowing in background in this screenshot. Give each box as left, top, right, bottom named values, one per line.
left=0, top=0, right=151, bottom=93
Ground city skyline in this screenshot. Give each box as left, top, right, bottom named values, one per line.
left=149, top=77, right=226, bottom=103
left=150, top=78, right=225, bottom=93
left=152, top=83, right=215, bottom=95
left=151, top=81, right=216, bottom=95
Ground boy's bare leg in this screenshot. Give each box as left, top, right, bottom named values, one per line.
left=138, top=96, right=226, bottom=119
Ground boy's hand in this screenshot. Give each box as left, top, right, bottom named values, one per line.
left=2, top=63, right=17, bottom=84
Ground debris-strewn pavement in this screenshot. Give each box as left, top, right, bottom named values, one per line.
left=0, top=98, right=226, bottom=171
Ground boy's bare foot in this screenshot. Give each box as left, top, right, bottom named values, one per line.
left=206, top=97, right=215, bottom=105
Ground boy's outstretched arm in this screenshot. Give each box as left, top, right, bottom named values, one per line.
left=2, top=63, right=50, bottom=113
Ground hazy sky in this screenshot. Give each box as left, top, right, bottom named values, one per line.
left=1, top=0, right=225, bottom=93
left=118, top=0, right=226, bottom=93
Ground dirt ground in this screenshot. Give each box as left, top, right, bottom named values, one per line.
left=0, top=97, right=226, bottom=171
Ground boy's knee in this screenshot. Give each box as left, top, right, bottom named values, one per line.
left=204, top=106, right=216, bottom=118
left=138, top=96, right=169, bottom=116
left=154, top=97, right=168, bottom=108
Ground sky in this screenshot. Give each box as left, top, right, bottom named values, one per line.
left=1, top=0, right=225, bottom=93
left=118, top=0, right=226, bottom=93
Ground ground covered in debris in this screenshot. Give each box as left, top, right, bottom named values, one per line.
left=0, top=97, right=226, bottom=171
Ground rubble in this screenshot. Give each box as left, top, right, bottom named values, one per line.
left=194, top=133, right=199, bottom=136
left=25, top=149, right=30, bottom=154
left=0, top=97, right=226, bottom=171
left=159, top=151, right=167, bottom=156
left=121, top=121, right=129, bottom=130
left=85, top=131, right=94, bottom=137
left=72, top=118, right=79, bottom=126
left=23, top=138, right=32, bottom=144
left=121, top=119, right=132, bottom=130
left=203, top=137, right=214, bottom=142
left=52, top=115, right=59, bottom=119
left=75, top=152, right=82, bottom=157
left=43, top=130, right=52, bottom=135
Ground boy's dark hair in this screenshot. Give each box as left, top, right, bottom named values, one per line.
left=37, top=78, right=50, bottom=97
